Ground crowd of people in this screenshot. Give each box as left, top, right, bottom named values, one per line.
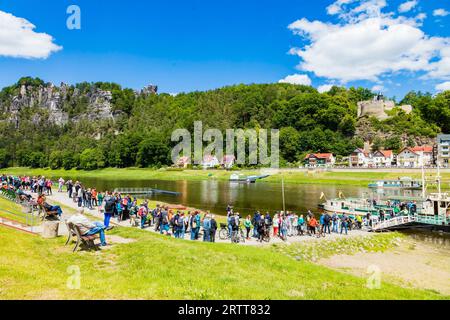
left=1, top=174, right=372, bottom=246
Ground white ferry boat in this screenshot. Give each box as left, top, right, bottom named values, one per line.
left=368, top=177, right=422, bottom=190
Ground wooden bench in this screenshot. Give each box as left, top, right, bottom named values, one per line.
left=65, top=221, right=99, bottom=252
left=38, top=204, right=59, bottom=221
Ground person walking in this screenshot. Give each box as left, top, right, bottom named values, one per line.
left=340, top=213, right=349, bottom=235
left=202, top=214, right=211, bottom=242
left=210, top=215, right=217, bottom=242
left=103, top=191, right=115, bottom=228
left=244, top=215, right=252, bottom=240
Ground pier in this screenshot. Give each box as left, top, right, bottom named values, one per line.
left=113, top=188, right=181, bottom=196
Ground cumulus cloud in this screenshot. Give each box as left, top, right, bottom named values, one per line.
left=317, top=84, right=334, bottom=93
left=0, top=10, right=62, bottom=59
left=371, top=84, right=385, bottom=92
left=278, top=74, right=312, bottom=86
left=436, top=81, right=450, bottom=92
left=433, top=9, right=449, bottom=17
left=286, top=0, right=450, bottom=83
left=398, top=0, right=418, bottom=13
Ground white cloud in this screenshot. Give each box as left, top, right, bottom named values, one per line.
left=436, top=81, right=450, bottom=92
left=286, top=1, right=450, bottom=83
left=371, top=84, right=385, bottom=92
left=278, top=74, right=312, bottom=86
left=0, top=10, right=62, bottom=59
left=398, top=1, right=418, bottom=13
left=433, top=9, right=449, bottom=17
left=317, top=84, right=334, bottom=93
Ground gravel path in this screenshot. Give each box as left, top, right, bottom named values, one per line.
left=47, top=191, right=373, bottom=246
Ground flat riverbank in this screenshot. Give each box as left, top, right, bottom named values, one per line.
left=2, top=167, right=450, bottom=189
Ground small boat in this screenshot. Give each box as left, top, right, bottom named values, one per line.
left=229, top=174, right=269, bottom=183
left=368, top=177, right=422, bottom=190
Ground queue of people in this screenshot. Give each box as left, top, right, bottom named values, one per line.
left=2, top=174, right=363, bottom=245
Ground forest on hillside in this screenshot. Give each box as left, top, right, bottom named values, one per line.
left=0, top=77, right=449, bottom=169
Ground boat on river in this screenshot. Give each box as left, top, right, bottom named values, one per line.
left=229, top=174, right=269, bottom=183
left=321, top=166, right=450, bottom=230
left=368, top=177, right=422, bottom=190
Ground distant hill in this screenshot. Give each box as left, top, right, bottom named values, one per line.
left=0, top=77, right=448, bottom=169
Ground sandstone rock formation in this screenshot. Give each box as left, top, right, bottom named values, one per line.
left=357, top=94, right=412, bottom=120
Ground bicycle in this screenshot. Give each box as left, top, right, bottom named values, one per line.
left=218, top=223, right=245, bottom=243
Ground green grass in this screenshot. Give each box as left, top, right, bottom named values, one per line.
left=272, top=232, right=404, bottom=262
left=1, top=167, right=449, bottom=189
left=0, top=197, right=39, bottom=226
left=0, top=223, right=447, bottom=300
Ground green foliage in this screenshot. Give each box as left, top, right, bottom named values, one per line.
left=79, top=148, right=105, bottom=170
left=0, top=79, right=448, bottom=169
left=136, top=135, right=170, bottom=167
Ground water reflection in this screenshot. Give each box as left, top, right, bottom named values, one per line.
left=54, top=176, right=425, bottom=216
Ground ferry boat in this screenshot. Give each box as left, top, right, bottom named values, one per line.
left=368, top=177, right=422, bottom=190
left=320, top=197, right=394, bottom=217
left=229, top=174, right=269, bottom=183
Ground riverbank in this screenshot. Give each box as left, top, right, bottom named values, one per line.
left=2, top=167, right=450, bottom=189
left=1, top=192, right=448, bottom=299
left=318, top=233, right=450, bottom=295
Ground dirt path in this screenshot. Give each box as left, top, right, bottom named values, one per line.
left=47, top=191, right=373, bottom=246
left=319, top=237, right=450, bottom=295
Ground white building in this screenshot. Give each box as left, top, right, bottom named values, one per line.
left=202, top=155, right=220, bottom=169
left=372, top=150, right=394, bottom=167
left=396, top=146, right=433, bottom=168
left=437, top=134, right=450, bottom=168
left=349, top=148, right=372, bottom=167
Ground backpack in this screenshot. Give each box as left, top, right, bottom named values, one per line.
left=230, top=217, right=237, bottom=227
left=191, top=216, right=198, bottom=228
left=104, top=198, right=115, bottom=212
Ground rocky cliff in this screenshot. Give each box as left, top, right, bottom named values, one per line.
left=0, top=81, right=157, bottom=127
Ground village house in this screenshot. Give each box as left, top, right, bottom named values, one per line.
left=202, top=155, right=220, bottom=169
left=175, top=156, right=190, bottom=168
left=437, top=134, right=450, bottom=168
left=221, top=155, right=236, bottom=169
left=396, top=146, right=433, bottom=168
left=349, top=148, right=372, bottom=168
left=304, top=153, right=335, bottom=168
left=372, top=150, right=394, bottom=167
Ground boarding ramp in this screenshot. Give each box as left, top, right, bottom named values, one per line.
left=371, top=215, right=448, bottom=232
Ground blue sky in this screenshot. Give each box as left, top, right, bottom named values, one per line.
left=0, top=0, right=449, bottom=98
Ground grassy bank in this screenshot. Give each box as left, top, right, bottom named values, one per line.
left=0, top=196, right=447, bottom=300
left=0, top=223, right=447, bottom=300
left=2, top=167, right=450, bottom=189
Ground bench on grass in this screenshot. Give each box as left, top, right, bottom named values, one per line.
left=65, top=221, right=99, bottom=252
left=38, top=205, right=59, bottom=221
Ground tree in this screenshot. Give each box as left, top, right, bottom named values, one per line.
left=279, top=127, right=301, bottom=163
left=79, top=148, right=105, bottom=170
left=0, top=148, right=9, bottom=168
left=136, top=135, right=170, bottom=167
left=49, top=151, right=63, bottom=169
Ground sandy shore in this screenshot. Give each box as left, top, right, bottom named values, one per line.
left=319, top=236, right=450, bottom=295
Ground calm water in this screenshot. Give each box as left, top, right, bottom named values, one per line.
left=55, top=176, right=423, bottom=215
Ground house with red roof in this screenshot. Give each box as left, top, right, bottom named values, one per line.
left=349, top=148, right=373, bottom=167
left=397, top=146, right=433, bottom=168
left=304, top=153, right=335, bottom=167
left=372, top=150, right=394, bottom=167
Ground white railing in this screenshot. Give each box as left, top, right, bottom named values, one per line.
left=371, top=215, right=416, bottom=231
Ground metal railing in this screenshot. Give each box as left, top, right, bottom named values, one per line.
left=0, top=190, right=39, bottom=232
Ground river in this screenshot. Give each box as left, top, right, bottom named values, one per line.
left=55, top=176, right=423, bottom=215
